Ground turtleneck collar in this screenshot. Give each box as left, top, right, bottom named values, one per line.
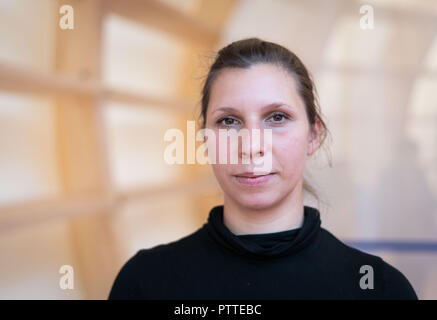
left=205, top=205, right=322, bottom=260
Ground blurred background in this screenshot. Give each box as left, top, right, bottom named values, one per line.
left=0, top=0, right=436, bottom=299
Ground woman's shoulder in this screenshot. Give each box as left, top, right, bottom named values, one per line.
left=318, top=227, right=383, bottom=262
left=123, top=225, right=208, bottom=267
left=108, top=226, right=208, bottom=299
left=318, top=228, right=418, bottom=299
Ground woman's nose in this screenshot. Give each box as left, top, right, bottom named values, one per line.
left=239, top=124, right=265, bottom=162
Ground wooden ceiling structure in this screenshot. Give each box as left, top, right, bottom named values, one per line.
left=0, top=0, right=238, bottom=299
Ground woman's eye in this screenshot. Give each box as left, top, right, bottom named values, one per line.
left=268, top=113, right=288, bottom=123
left=217, top=113, right=289, bottom=127
left=218, top=117, right=239, bottom=126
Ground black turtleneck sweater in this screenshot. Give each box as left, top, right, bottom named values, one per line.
left=108, top=205, right=418, bottom=300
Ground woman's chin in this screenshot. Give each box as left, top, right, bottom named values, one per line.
left=233, top=194, right=278, bottom=210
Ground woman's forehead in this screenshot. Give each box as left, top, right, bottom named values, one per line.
left=208, top=64, right=303, bottom=115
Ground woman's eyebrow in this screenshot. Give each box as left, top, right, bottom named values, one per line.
left=212, top=102, right=293, bottom=115
left=261, top=102, right=294, bottom=112
left=211, top=106, right=241, bottom=115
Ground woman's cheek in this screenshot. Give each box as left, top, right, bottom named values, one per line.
left=274, top=135, right=307, bottom=172
left=211, top=163, right=231, bottom=192
left=205, top=129, right=228, bottom=164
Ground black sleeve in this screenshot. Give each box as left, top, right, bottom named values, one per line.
left=108, top=250, right=144, bottom=300
left=381, top=259, right=418, bottom=300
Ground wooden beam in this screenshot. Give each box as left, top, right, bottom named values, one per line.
left=176, top=0, right=239, bottom=100
left=174, top=0, right=239, bottom=226
left=0, top=63, right=197, bottom=113
left=0, top=176, right=220, bottom=235
left=0, top=195, right=116, bottom=235
left=55, top=0, right=120, bottom=300
left=107, top=0, right=220, bottom=46
left=104, top=87, right=196, bottom=113
left=56, top=101, right=112, bottom=194
left=118, top=176, right=220, bottom=203
left=0, top=61, right=99, bottom=97
left=191, top=0, right=240, bottom=31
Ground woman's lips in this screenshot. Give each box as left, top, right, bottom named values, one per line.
left=233, top=173, right=275, bottom=186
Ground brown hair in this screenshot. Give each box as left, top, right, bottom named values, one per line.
left=198, top=37, right=332, bottom=207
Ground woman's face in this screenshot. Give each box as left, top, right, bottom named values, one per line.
left=205, top=63, right=320, bottom=210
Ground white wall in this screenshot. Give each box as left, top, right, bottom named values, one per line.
left=220, top=0, right=437, bottom=299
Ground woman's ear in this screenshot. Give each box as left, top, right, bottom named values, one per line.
left=307, top=119, right=322, bottom=156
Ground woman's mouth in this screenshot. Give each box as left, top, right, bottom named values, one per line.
left=233, top=173, right=276, bottom=187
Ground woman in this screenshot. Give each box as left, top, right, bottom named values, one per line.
left=108, top=38, right=417, bottom=300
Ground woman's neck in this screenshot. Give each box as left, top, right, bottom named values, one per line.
left=222, top=180, right=305, bottom=235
